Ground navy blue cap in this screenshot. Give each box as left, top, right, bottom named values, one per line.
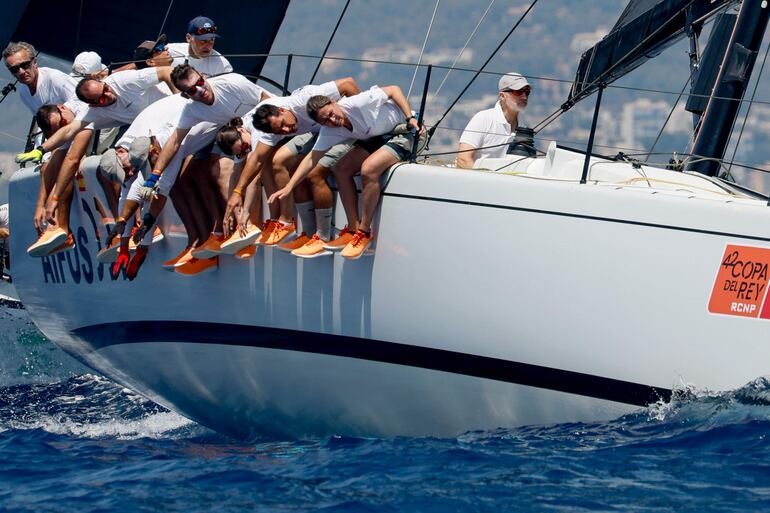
left=187, top=16, right=220, bottom=40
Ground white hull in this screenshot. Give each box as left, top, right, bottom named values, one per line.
left=9, top=145, right=770, bottom=438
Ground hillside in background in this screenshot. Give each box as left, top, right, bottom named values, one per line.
left=1, top=0, right=769, bottom=194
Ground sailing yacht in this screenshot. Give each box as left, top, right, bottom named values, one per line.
left=4, top=0, right=770, bottom=438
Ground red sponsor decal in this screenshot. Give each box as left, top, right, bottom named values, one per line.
left=709, top=245, right=770, bottom=318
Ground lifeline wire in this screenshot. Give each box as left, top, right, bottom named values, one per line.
left=407, top=0, right=441, bottom=101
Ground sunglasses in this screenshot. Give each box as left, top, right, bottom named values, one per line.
left=181, top=75, right=206, bottom=98
left=7, top=59, right=34, bottom=74
left=506, top=87, right=531, bottom=96
left=153, top=42, right=167, bottom=53
left=56, top=106, right=68, bottom=129
left=235, top=134, right=251, bottom=158
left=193, top=25, right=217, bottom=36
left=93, top=83, right=112, bottom=106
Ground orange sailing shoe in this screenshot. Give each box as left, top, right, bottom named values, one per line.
left=27, top=227, right=69, bottom=257
left=175, top=256, right=218, bottom=276
left=292, top=234, right=332, bottom=259
left=47, top=233, right=76, bottom=256
left=341, top=230, right=373, bottom=259
left=191, top=233, right=225, bottom=259
left=234, top=244, right=257, bottom=260
left=265, top=220, right=296, bottom=246
left=277, top=232, right=310, bottom=252
left=220, top=225, right=262, bottom=254
left=162, top=245, right=193, bottom=270
left=258, top=220, right=278, bottom=245
left=324, top=226, right=355, bottom=251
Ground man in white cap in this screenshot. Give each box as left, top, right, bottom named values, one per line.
left=166, top=16, right=232, bottom=76
left=456, top=72, right=532, bottom=168
left=71, top=51, right=109, bottom=79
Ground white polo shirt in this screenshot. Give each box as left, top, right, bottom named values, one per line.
left=118, top=94, right=192, bottom=149
left=313, top=86, right=403, bottom=152
left=167, top=43, right=233, bottom=77
left=458, top=103, right=523, bottom=160
left=177, top=73, right=269, bottom=129
left=254, top=81, right=341, bottom=146
left=76, top=68, right=168, bottom=128
left=19, top=67, right=77, bottom=114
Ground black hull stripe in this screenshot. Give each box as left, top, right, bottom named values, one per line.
left=382, top=192, right=770, bottom=242
left=73, top=321, right=671, bottom=407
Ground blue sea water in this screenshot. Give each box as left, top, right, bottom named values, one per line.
left=2, top=307, right=770, bottom=512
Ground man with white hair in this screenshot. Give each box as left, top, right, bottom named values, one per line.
left=456, top=72, right=532, bottom=169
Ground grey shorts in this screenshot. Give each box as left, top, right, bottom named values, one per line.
left=356, top=128, right=427, bottom=161
left=381, top=130, right=427, bottom=161
left=286, top=133, right=353, bottom=169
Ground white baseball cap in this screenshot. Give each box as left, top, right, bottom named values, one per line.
left=71, top=51, right=107, bottom=77
left=498, top=72, right=531, bottom=92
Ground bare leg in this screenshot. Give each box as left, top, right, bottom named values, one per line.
left=96, top=170, right=120, bottom=218
left=331, top=147, right=369, bottom=231
left=358, top=149, right=399, bottom=233
left=272, top=146, right=302, bottom=223
left=308, top=165, right=332, bottom=209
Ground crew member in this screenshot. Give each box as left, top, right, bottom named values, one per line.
left=269, top=85, right=424, bottom=259
left=456, top=72, right=531, bottom=168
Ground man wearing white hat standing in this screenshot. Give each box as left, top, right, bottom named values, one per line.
left=456, top=72, right=532, bottom=169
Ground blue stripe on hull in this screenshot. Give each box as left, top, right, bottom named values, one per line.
left=72, top=321, right=671, bottom=407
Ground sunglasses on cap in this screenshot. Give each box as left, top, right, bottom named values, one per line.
left=193, top=25, right=217, bottom=36
left=181, top=75, right=206, bottom=98
left=7, top=59, right=34, bottom=74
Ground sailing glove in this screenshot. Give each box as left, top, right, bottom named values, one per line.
left=15, top=146, right=44, bottom=164
left=139, top=172, right=161, bottom=200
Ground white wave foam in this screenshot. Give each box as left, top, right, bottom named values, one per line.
left=12, top=410, right=195, bottom=440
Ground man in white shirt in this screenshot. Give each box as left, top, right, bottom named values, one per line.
left=456, top=72, right=531, bottom=169
left=136, top=64, right=270, bottom=275
left=223, top=77, right=360, bottom=257
left=268, top=85, right=424, bottom=259
left=102, top=94, right=220, bottom=279
left=3, top=41, right=77, bottom=115
left=167, top=16, right=233, bottom=76
left=15, top=67, right=176, bottom=253
left=4, top=41, right=79, bottom=252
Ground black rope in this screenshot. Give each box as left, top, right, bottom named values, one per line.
left=309, top=0, right=351, bottom=84
left=429, top=0, right=539, bottom=138
left=727, top=39, right=770, bottom=173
